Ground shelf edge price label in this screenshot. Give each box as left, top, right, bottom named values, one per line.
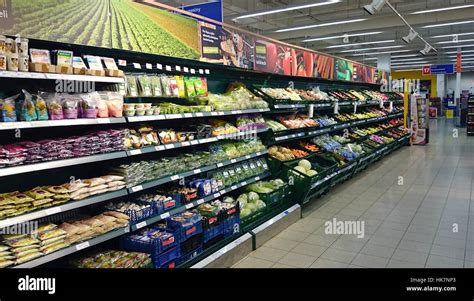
left=199, top=69, right=204, bottom=74
left=133, top=63, right=141, bottom=69
left=171, top=175, right=180, bottom=181
left=145, top=63, right=152, bottom=70
left=185, top=203, right=194, bottom=209
left=135, top=221, right=147, bottom=229
left=175, top=65, right=181, bottom=71
left=197, top=199, right=205, bottom=205
left=190, top=69, right=195, bottom=74
left=230, top=159, right=237, bottom=163
left=157, top=63, right=163, bottom=70
left=118, top=59, right=127, bottom=67
left=155, top=145, right=165, bottom=151
left=45, top=207, right=62, bottom=215
left=241, top=181, right=247, bottom=186
left=213, top=193, right=220, bottom=198
left=217, top=162, right=223, bottom=167
left=205, top=69, right=210, bottom=74
left=231, top=185, right=237, bottom=190
left=193, top=168, right=201, bottom=174
left=129, top=149, right=142, bottom=156
left=160, top=212, right=170, bottom=219
left=183, top=67, right=189, bottom=73
left=166, top=65, right=172, bottom=71
left=76, top=241, right=90, bottom=251
left=195, top=112, right=204, bottom=117
left=131, top=185, right=143, bottom=193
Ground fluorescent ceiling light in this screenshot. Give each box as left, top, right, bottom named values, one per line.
left=441, top=44, right=474, bottom=49
left=391, top=57, right=429, bottom=62
left=275, top=18, right=366, bottom=33
left=391, top=64, right=429, bottom=68
left=326, top=40, right=394, bottom=49
left=339, top=45, right=403, bottom=53
left=423, top=20, right=474, bottom=28
left=449, top=54, right=474, bottom=58
left=348, top=50, right=413, bottom=56
left=431, top=32, right=474, bottom=39
left=302, top=31, right=382, bottom=42
left=436, top=39, right=474, bottom=44
left=233, top=0, right=340, bottom=20
left=445, top=50, right=474, bottom=54
left=391, top=54, right=420, bottom=58
left=411, top=5, right=474, bottom=14
left=391, top=68, right=422, bottom=71
left=391, top=61, right=429, bottom=66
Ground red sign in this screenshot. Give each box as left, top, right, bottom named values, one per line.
left=456, top=51, right=462, bottom=73
left=422, top=65, right=431, bottom=75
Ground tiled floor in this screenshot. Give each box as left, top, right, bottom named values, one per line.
left=233, top=118, right=474, bottom=268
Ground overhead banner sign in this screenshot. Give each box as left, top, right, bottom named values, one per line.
left=422, top=64, right=454, bottom=75
left=182, top=0, right=223, bottom=22
left=0, top=0, right=12, bottom=29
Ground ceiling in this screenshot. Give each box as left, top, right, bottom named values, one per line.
left=161, top=0, right=474, bottom=71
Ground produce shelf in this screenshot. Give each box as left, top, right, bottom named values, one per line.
left=127, top=109, right=270, bottom=122
left=129, top=172, right=271, bottom=231
left=0, top=118, right=126, bottom=130
left=127, top=150, right=268, bottom=194
left=0, top=70, right=125, bottom=83
left=0, top=189, right=128, bottom=229
left=0, top=151, right=128, bottom=178
left=12, top=227, right=130, bottom=268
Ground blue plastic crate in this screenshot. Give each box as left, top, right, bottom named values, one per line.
left=179, top=247, right=203, bottom=264
left=122, top=228, right=179, bottom=255
left=156, top=258, right=178, bottom=269
left=153, top=193, right=181, bottom=214
left=203, top=223, right=224, bottom=243
left=166, top=215, right=203, bottom=241
left=223, top=215, right=240, bottom=237
left=153, top=245, right=180, bottom=268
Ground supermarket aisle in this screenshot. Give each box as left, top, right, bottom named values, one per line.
left=233, top=118, right=474, bottom=268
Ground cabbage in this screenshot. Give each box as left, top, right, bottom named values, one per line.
left=306, top=170, right=318, bottom=177
left=246, top=203, right=257, bottom=213
left=294, top=166, right=307, bottom=174
left=240, top=208, right=252, bottom=218
left=298, top=159, right=312, bottom=171
left=248, top=192, right=259, bottom=202
left=223, top=196, right=235, bottom=203
left=237, top=197, right=248, bottom=208
left=237, top=193, right=248, bottom=202
left=255, top=199, right=267, bottom=210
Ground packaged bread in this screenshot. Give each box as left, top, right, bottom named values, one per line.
left=53, top=194, right=70, bottom=200
left=0, top=245, right=9, bottom=252
left=2, top=233, right=28, bottom=241
left=9, top=194, right=33, bottom=204
left=65, top=235, right=81, bottom=244
left=96, top=214, right=116, bottom=225
left=37, top=228, right=67, bottom=241
left=45, top=186, right=70, bottom=194
left=107, top=181, right=126, bottom=188
left=88, top=184, right=108, bottom=193
left=32, top=198, right=53, bottom=207
left=71, top=193, right=91, bottom=201
left=104, top=211, right=129, bottom=220
left=51, top=200, right=69, bottom=206
left=15, top=251, right=43, bottom=264
left=0, top=254, right=15, bottom=261
left=100, top=175, right=124, bottom=183
left=83, top=178, right=106, bottom=187
left=41, top=241, right=69, bottom=255
left=63, top=180, right=88, bottom=192
left=0, top=209, right=17, bottom=216
left=40, top=235, right=66, bottom=247
left=59, top=222, right=80, bottom=236
left=78, top=231, right=95, bottom=240
left=70, top=187, right=90, bottom=199
left=81, top=218, right=104, bottom=227
left=71, top=222, right=91, bottom=234
left=0, top=205, right=15, bottom=210
left=108, top=185, right=125, bottom=192
left=25, top=188, right=54, bottom=200
left=0, top=259, right=14, bottom=268
left=0, top=196, right=15, bottom=206
left=0, top=251, right=11, bottom=257
left=92, top=227, right=107, bottom=235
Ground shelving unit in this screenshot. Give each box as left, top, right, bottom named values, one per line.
left=467, top=96, right=474, bottom=136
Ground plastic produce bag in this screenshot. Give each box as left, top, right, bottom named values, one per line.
left=35, top=92, right=49, bottom=120
left=45, top=93, right=63, bottom=120
left=17, top=90, right=38, bottom=122
left=95, top=92, right=109, bottom=118
left=79, top=93, right=97, bottom=119
left=60, top=94, right=79, bottom=119
left=0, top=94, right=19, bottom=122
left=106, top=92, right=123, bottom=117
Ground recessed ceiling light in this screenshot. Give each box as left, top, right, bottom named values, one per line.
left=423, top=20, right=474, bottom=28
left=233, top=0, right=340, bottom=20
left=339, top=45, right=403, bottom=53
left=431, top=32, right=474, bottom=39
left=302, top=31, right=382, bottom=42
left=326, top=40, right=395, bottom=49
left=436, top=39, right=474, bottom=44
left=411, top=5, right=474, bottom=14
left=275, top=18, right=366, bottom=33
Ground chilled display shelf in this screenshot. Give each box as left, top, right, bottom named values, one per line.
left=0, top=189, right=128, bottom=229
left=0, top=151, right=128, bottom=178
left=0, top=70, right=125, bottom=83
left=130, top=172, right=271, bottom=231
left=127, top=150, right=268, bottom=194
left=12, top=227, right=130, bottom=268
left=0, top=118, right=127, bottom=130
left=127, top=108, right=270, bottom=122
left=271, top=99, right=403, bottom=110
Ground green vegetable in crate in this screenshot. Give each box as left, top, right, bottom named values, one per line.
left=255, top=199, right=267, bottom=210
left=247, top=183, right=273, bottom=194
left=298, top=159, right=312, bottom=171
left=246, top=202, right=257, bottom=213
left=240, top=208, right=252, bottom=218
left=248, top=192, right=259, bottom=202
left=223, top=196, right=235, bottom=204
left=237, top=194, right=248, bottom=208
left=294, top=159, right=318, bottom=177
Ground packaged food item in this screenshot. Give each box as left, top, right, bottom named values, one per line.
left=106, top=92, right=124, bottom=117
left=41, top=241, right=69, bottom=255
left=7, top=53, right=18, bottom=71
left=15, top=252, right=43, bottom=264
left=82, top=218, right=103, bottom=227
left=0, top=245, right=9, bottom=252
left=5, top=236, right=40, bottom=248
left=95, top=92, right=109, bottom=118
left=9, top=194, right=33, bottom=204
left=175, top=76, right=186, bottom=98
left=18, top=55, right=29, bottom=72
left=138, top=75, right=152, bottom=96
left=33, top=224, right=57, bottom=234
left=60, top=94, right=79, bottom=119
left=84, top=55, right=103, bottom=70
left=10, top=244, right=37, bottom=254
left=25, top=188, right=54, bottom=200
left=185, top=77, right=196, bottom=97
left=32, top=198, right=53, bottom=207
left=160, top=76, right=172, bottom=97
left=79, top=93, right=97, bottom=118
left=100, top=175, right=124, bottom=183
left=40, top=235, right=67, bottom=247
left=0, top=260, right=14, bottom=268
left=83, top=177, right=107, bottom=187
left=58, top=223, right=80, bottom=236
left=63, top=180, right=88, bottom=193
left=52, top=50, right=73, bottom=66
left=37, top=228, right=67, bottom=241
left=103, top=211, right=129, bottom=220
left=102, top=57, right=118, bottom=70
left=88, top=184, right=108, bottom=193
left=0, top=54, right=6, bottom=70
left=194, top=77, right=208, bottom=96
left=35, top=92, right=48, bottom=120
left=16, top=248, right=40, bottom=259
left=0, top=35, right=5, bottom=54
left=45, top=93, right=64, bottom=120
left=29, top=48, right=50, bottom=64
left=15, top=37, right=28, bottom=56
left=150, top=75, right=162, bottom=97
left=72, top=56, right=87, bottom=69
left=45, top=186, right=69, bottom=194
left=5, top=38, right=15, bottom=55
left=17, top=90, right=37, bottom=121
left=126, top=75, right=138, bottom=97
left=1, top=94, right=19, bottom=122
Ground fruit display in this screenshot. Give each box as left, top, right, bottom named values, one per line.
left=292, top=159, right=318, bottom=177
left=265, top=119, right=287, bottom=132
left=76, top=250, right=151, bottom=268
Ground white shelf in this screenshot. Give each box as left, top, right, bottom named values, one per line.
left=0, top=118, right=126, bottom=130
left=0, top=70, right=124, bottom=83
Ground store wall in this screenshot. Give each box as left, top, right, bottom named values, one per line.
left=391, top=70, right=438, bottom=97
left=446, top=72, right=474, bottom=93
